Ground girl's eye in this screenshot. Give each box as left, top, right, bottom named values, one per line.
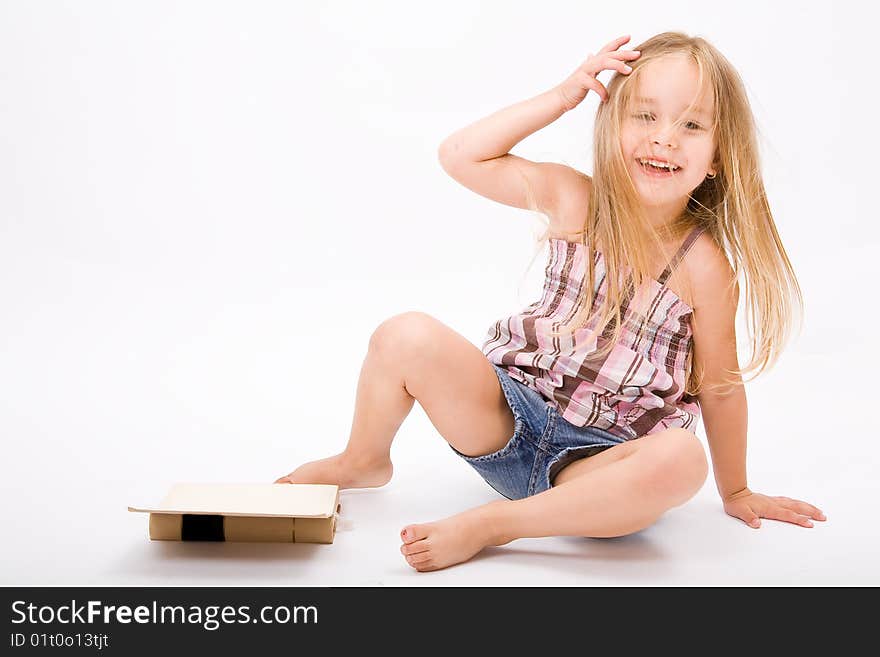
left=634, top=113, right=703, bottom=131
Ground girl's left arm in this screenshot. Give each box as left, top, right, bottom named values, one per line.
left=688, top=240, right=826, bottom=529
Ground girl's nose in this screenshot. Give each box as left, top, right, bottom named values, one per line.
left=652, top=133, right=676, bottom=148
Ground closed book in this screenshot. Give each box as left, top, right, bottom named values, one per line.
left=128, top=483, right=341, bottom=543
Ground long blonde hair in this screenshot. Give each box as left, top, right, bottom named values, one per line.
left=517, top=31, right=803, bottom=397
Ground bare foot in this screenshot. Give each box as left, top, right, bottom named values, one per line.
left=274, top=452, right=393, bottom=490
left=398, top=502, right=511, bottom=572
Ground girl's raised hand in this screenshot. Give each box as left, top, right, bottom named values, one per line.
left=555, top=34, right=641, bottom=111
left=723, top=487, right=827, bottom=529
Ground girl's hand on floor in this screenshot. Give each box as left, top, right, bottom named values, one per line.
left=554, top=34, right=641, bottom=111
left=723, top=487, right=827, bottom=529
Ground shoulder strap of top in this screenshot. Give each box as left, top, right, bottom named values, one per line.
left=657, top=226, right=706, bottom=285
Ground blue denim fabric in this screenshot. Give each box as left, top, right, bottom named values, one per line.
left=449, top=364, right=629, bottom=500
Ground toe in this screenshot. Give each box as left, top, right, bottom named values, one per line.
left=405, top=552, right=432, bottom=569
left=413, top=557, right=437, bottom=572
left=400, top=540, right=430, bottom=556
left=409, top=552, right=432, bottom=565
left=400, top=524, right=428, bottom=544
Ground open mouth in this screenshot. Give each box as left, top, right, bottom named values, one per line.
left=637, top=158, right=681, bottom=177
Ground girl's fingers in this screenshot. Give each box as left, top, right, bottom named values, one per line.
left=792, top=501, right=826, bottom=520
left=586, top=52, right=640, bottom=77
left=607, top=57, right=633, bottom=74
left=606, top=50, right=642, bottom=60
left=767, top=506, right=814, bottom=527
left=776, top=497, right=827, bottom=520
left=583, top=56, right=632, bottom=78
left=583, top=76, right=608, bottom=102
left=599, top=34, right=630, bottom=54
left=726, top=504, right=761, bottom=528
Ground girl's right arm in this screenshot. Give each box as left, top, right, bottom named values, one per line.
left=437, top=35, right=640, bottom=234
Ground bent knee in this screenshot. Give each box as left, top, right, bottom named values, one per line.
left=648, top=429, right=709, bottom=499
left=369, top=311, right=443, bottom=361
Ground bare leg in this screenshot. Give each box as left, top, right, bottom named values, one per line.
left=275, top=312, right=516, bottom=488
left=274, top=340, right=412, bottom=488
left=399, top=429, right=708, bottom=572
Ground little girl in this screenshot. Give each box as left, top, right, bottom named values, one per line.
left=275, top=31, right=825, bottom=572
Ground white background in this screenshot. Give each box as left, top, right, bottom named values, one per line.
left=1, top=0, right=877, bottom=585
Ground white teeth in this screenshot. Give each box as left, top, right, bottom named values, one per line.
left=639, top=158, right=679, bottom=171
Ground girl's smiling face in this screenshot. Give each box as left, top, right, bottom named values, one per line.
left=619, top=54, right=717, bottom=224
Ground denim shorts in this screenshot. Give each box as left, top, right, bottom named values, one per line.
left=449, top=364, right=630, bottom=500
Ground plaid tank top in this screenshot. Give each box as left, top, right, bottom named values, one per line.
left=482, top=226, right=704, bottom=441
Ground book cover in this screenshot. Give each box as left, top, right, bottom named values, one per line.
left=128, top=483, right=341, bottom=544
